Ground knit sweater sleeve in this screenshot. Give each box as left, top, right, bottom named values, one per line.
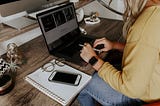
left=98, top=6, right=160, bottom=99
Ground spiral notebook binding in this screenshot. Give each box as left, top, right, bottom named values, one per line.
left=25, top=77, right=66, bottom=105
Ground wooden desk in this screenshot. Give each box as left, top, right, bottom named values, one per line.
left=0, top=18, right=123, bottom=106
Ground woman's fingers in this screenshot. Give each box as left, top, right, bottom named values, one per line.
left=93, top=38, right=106, bottom=47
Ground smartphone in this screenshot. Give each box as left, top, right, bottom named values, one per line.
left=48, top=70, right=82, bottom=86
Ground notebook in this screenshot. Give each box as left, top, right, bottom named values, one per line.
left=25, top=59, right=92, bottom=106
left=36, top=3, right=96, bottom=66
left=3, top=17, right=37, bottom=30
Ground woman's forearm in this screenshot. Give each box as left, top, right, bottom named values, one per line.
left=112, top=42, right=125, bottom=51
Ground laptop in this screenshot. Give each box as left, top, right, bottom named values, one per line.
left=36, top=3, right=96, bottom=66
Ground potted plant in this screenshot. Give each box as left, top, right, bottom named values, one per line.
left=0, top=43, right=21, bottom=95
left=0, top=58, right=14, bottom=95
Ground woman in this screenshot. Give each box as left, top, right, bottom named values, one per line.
left=78, top=0, right=160, bottom=105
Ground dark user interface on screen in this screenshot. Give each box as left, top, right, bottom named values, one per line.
left=52, top=72, right=78, bottom=84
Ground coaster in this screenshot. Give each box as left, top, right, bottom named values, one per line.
left=84, top=17, right=100, bottom=25
left=0, top=75, right=14, bottom=95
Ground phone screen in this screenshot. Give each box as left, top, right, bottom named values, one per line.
left=52, top=72, right=78, bottom=84
left=48, top=71, right=81, bottom=85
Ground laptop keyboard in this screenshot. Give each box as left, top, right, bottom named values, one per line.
left=58, top=36, right=94, bottom=57
left=78, top=36, right=94, bottom=45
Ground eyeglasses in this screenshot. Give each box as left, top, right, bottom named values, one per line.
left=41, top=58, right=93, bottom=73
left=41, top=58, right=65, bottom=72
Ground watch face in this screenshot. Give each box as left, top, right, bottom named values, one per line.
left=89, top=56, right=98, bottom=66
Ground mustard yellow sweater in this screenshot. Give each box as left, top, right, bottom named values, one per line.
left=98, top=6, right=160, bottom=102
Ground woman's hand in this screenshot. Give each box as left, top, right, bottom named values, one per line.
left=80, top=43, right=97, bottom=63
left=93, top=37, right=114, bottom=52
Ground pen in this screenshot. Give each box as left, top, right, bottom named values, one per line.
left=79, top=44, right=101, bottom=52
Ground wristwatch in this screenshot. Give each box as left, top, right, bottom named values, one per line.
left=89, top=56, right=98, bottom=66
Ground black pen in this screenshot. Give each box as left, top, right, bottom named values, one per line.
left=79, top=44, right=101, bottom=53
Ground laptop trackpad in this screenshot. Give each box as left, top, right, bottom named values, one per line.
left=57, top=42, right=85, bottom=65
left=59, top=42, right=81, bottom=57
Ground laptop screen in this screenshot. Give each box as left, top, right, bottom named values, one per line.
left=37, top=3, right=95, bottom=66
left=36, top=3, right=80, bottom=53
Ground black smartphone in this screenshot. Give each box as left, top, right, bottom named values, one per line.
left=48, top=70, right=82, bottom=86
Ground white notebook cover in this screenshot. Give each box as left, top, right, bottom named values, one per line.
left=25, top=59, right=92, bottom=106
left=3, top=17, right=37, bottom=30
